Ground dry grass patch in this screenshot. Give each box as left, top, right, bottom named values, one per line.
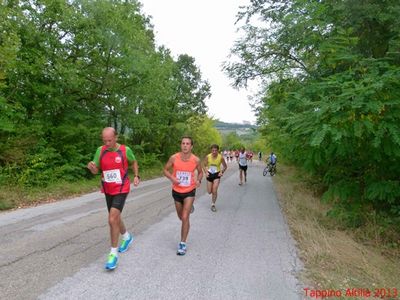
left=0, top=168, right=164, bottom=211
left=0, top=178, right=100, bottom=210
left=274, top=164, right=400, bottom=298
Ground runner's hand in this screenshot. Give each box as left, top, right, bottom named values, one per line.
left=171, top=177, right=180, bottom=185
left=87, top=161, right=98, bottom=174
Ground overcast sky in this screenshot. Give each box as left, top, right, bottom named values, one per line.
left=139, top=0, right=256, bottom=124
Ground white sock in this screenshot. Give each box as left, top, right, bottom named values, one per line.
left=122, top=231, right=130, bottom=241
left=110, top=247, right=118, bottom=256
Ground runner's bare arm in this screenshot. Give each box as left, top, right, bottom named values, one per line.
left=220, top=157, right=228, bottom=176
left=131, top=160, right=140, bottom=186
left=196, top=157, right=203, bottom=187
left=163, top=155, right=179, bottom=184
left=201, top=155, right=209, bottom=176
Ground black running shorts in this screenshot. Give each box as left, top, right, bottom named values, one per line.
left=239, top=164, right=248, bottom=172
left=105, top=193, right=128, bottom=212
left=206, top=172, right=221, bottom=182
left=172, top=189, right=196, bottom=204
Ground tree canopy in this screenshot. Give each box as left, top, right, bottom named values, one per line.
left=225, top=0, right=400, bottom=226
left=0, top=0, right=213, bottom=188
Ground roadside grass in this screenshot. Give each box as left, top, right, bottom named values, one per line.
left=273, top=164, right=400, bottom=299
left=0, top=166, right=164, bottom=211
left=0, top=177, right=100, bottom=210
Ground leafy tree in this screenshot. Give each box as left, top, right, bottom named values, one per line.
left=225, top=0, right=400, bottom=224
left=173, top=54, right=211, bottom=116
left=127, top=50, right=212, bottom=158
left=0, top=0, right=212, bottom=189
left=186, top=115, right=222, bottom=158
left=0, top=3, right=23, bottom=164
left=222, top=132, right=243, bottom=150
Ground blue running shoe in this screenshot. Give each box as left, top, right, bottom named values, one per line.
left=105, top=253, right=118, bottom=270
left=176, top=242, right=187, bottom=256
left=118, top=234, right=134, bottom=253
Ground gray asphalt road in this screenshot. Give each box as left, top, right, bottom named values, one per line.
left=0, top=161, right=303, bottom=300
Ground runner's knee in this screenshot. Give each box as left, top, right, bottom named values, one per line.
left=181, top=213, right=189, bottom=223
left=108, top=212, right=120, bottom=226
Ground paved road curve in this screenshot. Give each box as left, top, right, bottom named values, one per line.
left=0, top=161, right=303, bottom=300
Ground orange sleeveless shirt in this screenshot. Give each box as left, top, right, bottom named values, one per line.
left=172, top=153, right=198, bottom=193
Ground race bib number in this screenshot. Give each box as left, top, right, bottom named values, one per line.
left=208, top=166, right=218, bottom=174
left=176, top=171, right=191, bottom=186
left=103, top=169, right=122, bottom=183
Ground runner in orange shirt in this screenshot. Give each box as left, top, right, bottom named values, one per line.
left=163, top=136, right=203, bottom=255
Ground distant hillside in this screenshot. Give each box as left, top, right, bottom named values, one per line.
left=214, top=121, right=257, bottom=136
left=214, top=121, right=256, bottom=130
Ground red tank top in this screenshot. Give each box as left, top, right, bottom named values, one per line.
left=172, top=153, right=198, bottom=193
left=100, top=145, right=130, bottom=195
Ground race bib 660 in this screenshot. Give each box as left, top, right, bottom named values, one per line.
left=103, top=169, right=122, bottom=183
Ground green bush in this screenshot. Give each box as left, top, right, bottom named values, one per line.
left=17, top=148, right=63, bottom=187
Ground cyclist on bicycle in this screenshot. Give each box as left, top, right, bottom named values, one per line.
left=263, top=152, right=278, bottom=176
left=268, top=152, right=277, bottom=166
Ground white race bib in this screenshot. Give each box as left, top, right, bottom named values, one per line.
left=208, top=166, right=218, bottom=174
left=103, top=169, right=122, bottom=183
left=176, top=171, right=191, bottom=186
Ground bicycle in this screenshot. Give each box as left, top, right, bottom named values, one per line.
left=263, top=163, right=276, bottom=176
left=263, top=164, right=269, bottom=176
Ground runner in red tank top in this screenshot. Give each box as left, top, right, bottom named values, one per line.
left=163, top=136, right=203, bottom=255
left=87, top=127, right=140, bottom=270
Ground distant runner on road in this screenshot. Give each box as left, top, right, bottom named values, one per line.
left=202, top=144, right=227, bottom=212
left=163, top=136, right=203, bottom=256
left=87, top=127, right=140, bottom=270
left=238, top=147, right=248, bottom=185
